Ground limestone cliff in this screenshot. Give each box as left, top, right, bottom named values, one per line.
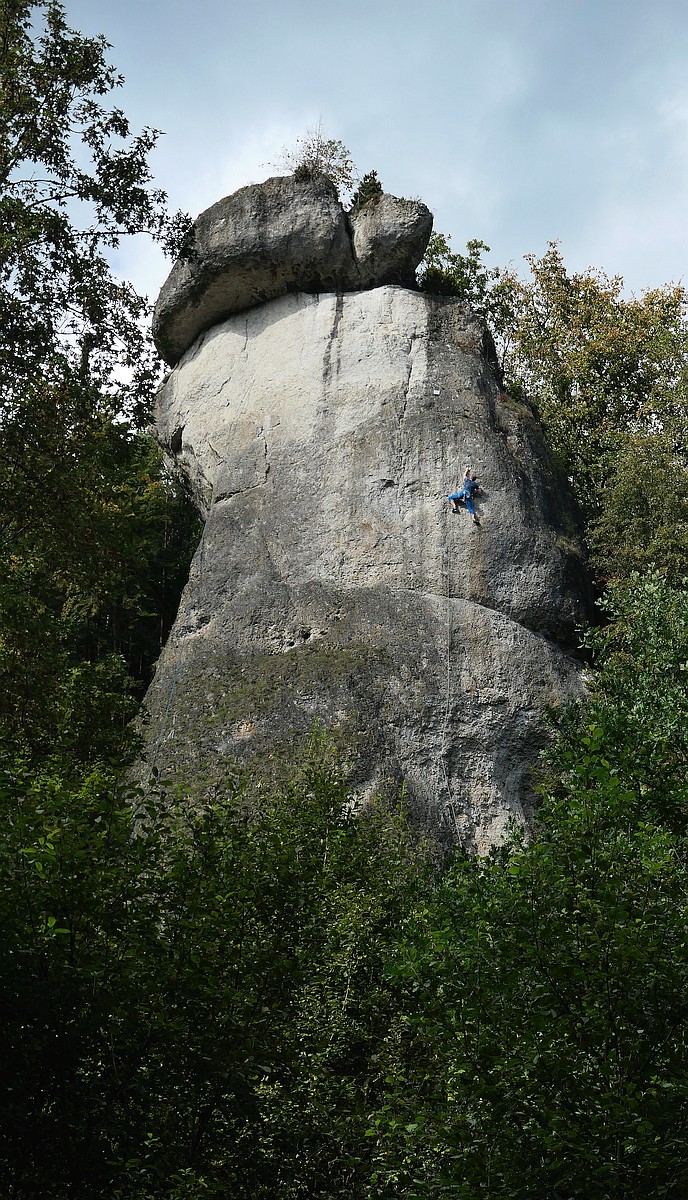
left=140, top=179, right=591, bottom=853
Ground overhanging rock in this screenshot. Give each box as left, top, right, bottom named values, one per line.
left=152, top=173, right=433, bottom=365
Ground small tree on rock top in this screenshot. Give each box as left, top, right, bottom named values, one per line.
left=275, top=120, right=356, bottom=200
left=350, top=169, right=384, bottom=212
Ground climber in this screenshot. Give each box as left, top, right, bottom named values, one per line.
left=448, top=470, right=481, bottom=524
left=448, top=467, right=471, bottom=511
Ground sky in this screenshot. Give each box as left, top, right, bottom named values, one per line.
left=62, top=0, right=688, bottom=306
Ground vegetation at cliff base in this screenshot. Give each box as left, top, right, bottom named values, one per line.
left=0, top=741, right=426, bottom=1198
left=4, top=582, right=688, bottom=1198
left=367, top=574, right=688, bottom=1199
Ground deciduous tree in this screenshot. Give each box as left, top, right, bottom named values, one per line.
left=0, top=739, right=425, bottom=1199
left=0, top=2, right=197, bottom=767
left=500, top=243, right=688, bottom=514
left=368, top=576, right=688, bottom=1199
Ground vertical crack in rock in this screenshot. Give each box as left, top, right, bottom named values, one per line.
left=398, top=334, right=416, bottom=429
left=322, top=292, right=344, bottom=389
left=394, top=331, right=421, bottom=543
left=343, top=211, right=359, bottom=270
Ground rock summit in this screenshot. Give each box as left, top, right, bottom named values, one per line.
left=152, top=173, right=433, bottom=365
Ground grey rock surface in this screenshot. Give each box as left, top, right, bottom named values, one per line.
left=351, top=193, right=433, bottom=288
left=152, top=174, right=432, bottom=365
left=141, top=286, right=590, bottom=852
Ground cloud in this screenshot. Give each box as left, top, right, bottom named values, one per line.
left=87, top=0, right=688, bottom=305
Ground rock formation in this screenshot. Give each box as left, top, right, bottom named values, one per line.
left=152, top=173, right=433, bottom=365
left=140, top=176, right=591, bottom=853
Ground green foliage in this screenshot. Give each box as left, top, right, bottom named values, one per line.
left=0, top=737, right=426, bottom=1199
left=499, top=243, right=688, bottom=520
left=0, top=0, right=189, bottom=422
left=0, top=758, right=163, bottom=1197
left=6, top=576, right=688, bottom=1198
left=0, top=418, right=201, bottom=764
left=590, top=433, right=688, bottom=585
left=417, top=233, right=514, bottom=337
left=350, top=169, right=384, bottom=211
left=276, top=120, right=356, bottom=200
left=0, top=3, right=199, bottom=768
left=418, top=232, right=493, bottom=300
left=573, top=573, right=688, bottom=834
left=363, top=576, right=688, bottom=1198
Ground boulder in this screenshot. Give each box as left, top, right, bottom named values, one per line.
left=152, top=173, right=432, bottom=365
left=351, top=193, right=433, bottom=287
left=140, top=286, right=591, bottom=852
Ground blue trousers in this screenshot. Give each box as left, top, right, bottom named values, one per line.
left=448, top=490, right=476, bottom=516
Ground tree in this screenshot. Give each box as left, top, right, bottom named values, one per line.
left=350, top=169, right=383, bottom=211
left=0, top=738, right=426, bottom=1199
left=570, top=573, right=688, bottom=835
left=275, top=120, right=356, bottom=200
left=417, top=232, right=514, bottom=341
left=0, top=0, right=189, bottom=420
left=590, top=432, right=688, bottom=585
left=499, top=243, right=688, bottom=515
left=367, top=575, right=688, bottom=1198
left=0, top=422, right=201, bottom=765
left=0, top=2, right=197, bottom=769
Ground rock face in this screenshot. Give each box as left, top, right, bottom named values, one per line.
left=350, top=192, right=433, bottom=289
left=152, top=173, right=433, bottom=365
left=142, top=281, right=591, bottom=853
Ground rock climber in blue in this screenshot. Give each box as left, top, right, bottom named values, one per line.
left=448, top=468, right=481, bottom=525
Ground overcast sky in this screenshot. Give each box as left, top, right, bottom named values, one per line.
left=63, top=0, right=688, bottom=305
